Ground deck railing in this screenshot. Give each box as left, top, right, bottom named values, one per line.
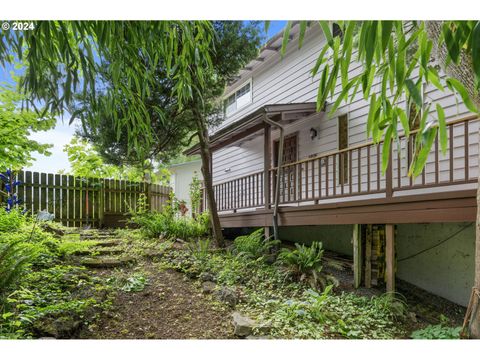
left=208, top=115, right=478, bottom=212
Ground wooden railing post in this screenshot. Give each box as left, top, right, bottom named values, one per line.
left=386, top=144, right=393, bottom=198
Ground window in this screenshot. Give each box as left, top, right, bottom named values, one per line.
left=338, top=114, right=349, bottom=185
left=223, top=81, right=252, bottom=116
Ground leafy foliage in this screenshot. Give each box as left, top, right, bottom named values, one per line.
left=131, top=197, right=210, bottom=241
left=0, top=84, right=55, bottom=170
left=411, top=315, right=462, bottom=339
left=189, top=172, right=202, bottom=215
left=1, top=265, right=111, bottom=339
left=278, top=242, right=340, bottom=290
left=233, top=228, right=279, bottom=259
left=159, top=234, right=406, bottom=339
left=0, top=240, right=36, bottom=302
left=63, top=137, right=169, bottom=184
left=107, top=272, right=149, bottom=293
left=287, top=20, right=480, bottom=177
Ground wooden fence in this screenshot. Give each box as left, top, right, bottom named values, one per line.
left=0, top=170, right=171, bottom=227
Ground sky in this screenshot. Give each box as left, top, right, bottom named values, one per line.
left=1, top=21, right=287, bottom=174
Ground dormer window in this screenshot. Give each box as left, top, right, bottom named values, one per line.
left=224, top=80, right=252, bottom=116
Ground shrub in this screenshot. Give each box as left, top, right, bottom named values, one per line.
left=0, top=208, right=25, bottom=233
left=0, top=240, right=36, bottom=302
left=187, top=238, right=211, bottom=263
left=277, top=242, right=340, bottom=290
left=132, top=204, right=210, bottom=241
left=233, top=228, right=279, bottom=259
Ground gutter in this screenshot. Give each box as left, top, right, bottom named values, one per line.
left=263, top=114, right=285, bottom=241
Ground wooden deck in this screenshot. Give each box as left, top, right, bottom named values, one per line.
left=206, top=115, right=479, bottom=228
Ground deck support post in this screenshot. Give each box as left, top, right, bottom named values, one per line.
left=353, top=224, right=362, bottom=288
left=264, top=122, right=272, bottom=239
left=385, top=224, right=395, bottom=294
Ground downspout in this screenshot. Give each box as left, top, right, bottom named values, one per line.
left=263, top=113, right=285, bottom=241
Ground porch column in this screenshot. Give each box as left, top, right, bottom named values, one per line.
left=385, top=224, right=395, bottom=293
left=353, top=224, right=362, bottom=288
left=264, top=122, right=271, bottom=238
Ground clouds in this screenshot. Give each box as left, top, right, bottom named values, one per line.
left=26, top=118, right=79, bottom=174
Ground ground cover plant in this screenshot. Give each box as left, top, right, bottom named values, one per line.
left=156, top=228, right=412, bottom=339
left=0, top=208, right=112, bottom=339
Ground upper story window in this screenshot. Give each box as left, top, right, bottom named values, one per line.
left=224, top=80, right=252, bottom=117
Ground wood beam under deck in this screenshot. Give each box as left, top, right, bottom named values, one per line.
left=218, top=189, right=477, bottom=228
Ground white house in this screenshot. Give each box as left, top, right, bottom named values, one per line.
left=187, top=22, right=478, bottom=306
left=169, top=159, right=202, bottom=216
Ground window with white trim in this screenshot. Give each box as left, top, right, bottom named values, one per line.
left=223, top=81, right=252, bottom=116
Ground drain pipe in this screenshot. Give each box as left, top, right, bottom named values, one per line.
left=263, top=114, right=285, bottom=241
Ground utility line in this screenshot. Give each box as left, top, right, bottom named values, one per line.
left=397, top=222, right=474, bottom=262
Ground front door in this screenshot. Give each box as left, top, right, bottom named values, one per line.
left=274, top=133, right=298, bottom=202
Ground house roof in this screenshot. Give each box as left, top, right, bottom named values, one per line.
left=168, top=159, right=201, bottom=169
left=226, top=21, right=303, bottom=91
left=185, top=102, right=322, bottom=156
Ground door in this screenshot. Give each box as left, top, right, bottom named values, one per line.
left=274, top=133, right=298, bottom=201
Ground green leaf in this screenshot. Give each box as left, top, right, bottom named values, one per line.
left=427, top=66, right=445, bottom=91
left=405, top=79, right=422, bottom=108
left=365, top=22, right=378, bottom=68
left=319, top=21, right=333, bottom=46
left=443, top=23, right=460, bottom=64
left=436, top=104, right=447, bottom=155
left=396, top=107, right=410, bottom=137
left=281, top=21, right=293, bottom=56
left=446, top=77, right=479, bottom=113
left=298, top=21, right=307, bottom=49
left=381, top=21, right=393, bottom=53
left=366, top=92, right=377, bottom=137
left=471, top=21, right=480, bottom=82
left=411, top=127, right=438, bottom=177
left=382, top=124, right=394, bottom=175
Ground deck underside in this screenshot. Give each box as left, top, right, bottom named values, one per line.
left=218, top=189, right=477, bottom=228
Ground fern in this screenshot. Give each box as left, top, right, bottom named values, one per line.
left=0, top=240, right=35, bottom=301
left=233, top=228, right=280, bottom=259
left=278, top=242, right=339, bottom=290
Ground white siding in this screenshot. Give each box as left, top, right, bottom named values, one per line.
left=212, top=24, right=477, bottom=192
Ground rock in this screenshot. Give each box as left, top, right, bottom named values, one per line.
left=34, top=316, right=81, bottom=339
left=246, top=335, right=272, bottom=340
left=199, top=272, right=216, bottom=282
left=216, top=286, right=238, bottom=307
left=256, top=320, right=273, bottom=334
left=202, top=281, right=216, bottom=294
left=40, top=221, right=64, bottom=236
left=232, top=312, right=256, bottom=337
left=81, top=257, right=134, bottom=269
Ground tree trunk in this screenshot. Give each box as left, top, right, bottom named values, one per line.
left=426, top=21, right=480, bottom=338
left=193, top=112, right=225, bottom=248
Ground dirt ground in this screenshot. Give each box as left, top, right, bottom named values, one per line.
left=81, top=261, right=233, bottom=339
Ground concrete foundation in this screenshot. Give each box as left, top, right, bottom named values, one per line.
left=396, top=222, right=475, bottom=306
left=278, top=225, right=353, bottom=256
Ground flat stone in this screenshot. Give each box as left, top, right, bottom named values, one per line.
left=202, top=281, right=216, bottom=294
left=232, top=312, right=256, bottom=338
left=216, top=286, right=238, bottom=307
left=81, top=257, right=134, bottom=269
left=94, top=240, right=121, bottom=247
